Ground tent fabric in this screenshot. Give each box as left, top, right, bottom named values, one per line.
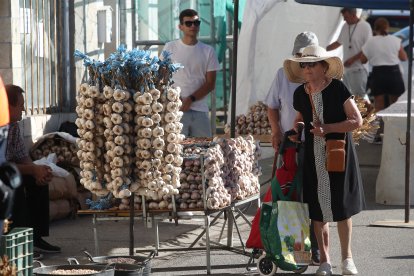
left=233, top=0, right=342, bottom=117
left=295, top=0, right=410, bottom=10
left=233, top=0, right=284, bottom=117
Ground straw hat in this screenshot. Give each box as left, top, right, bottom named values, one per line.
left=283, top=45, right=344, bottom=83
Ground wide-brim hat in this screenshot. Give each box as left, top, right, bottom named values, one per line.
left=283, top=45, right=344, bottom=83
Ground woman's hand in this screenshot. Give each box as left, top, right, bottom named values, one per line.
left=310, top=121, right=325, bottom=137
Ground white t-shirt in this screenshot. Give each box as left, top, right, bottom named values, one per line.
left=163, top=40, right=220, bottom=112
left=264, top=68, right=300, bottom=134
left=362, top=35, right=402, bottom=66
left=337, top=19, right=372, bottom=72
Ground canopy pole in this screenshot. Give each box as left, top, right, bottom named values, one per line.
left=230, top=0, right=239, bottom=138
left=405, top=0, right=413, bottom=223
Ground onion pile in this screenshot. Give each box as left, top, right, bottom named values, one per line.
left=74, top=47, right=182, bottom=204
left=204, top=144, right=231, bottom=209
left=177, top=157, right=204, bottom=210
left=75, top=47, right=262, bottom=211
left=76, top=83, right=110, bottom=197
left=117, top=193, right=142, bottom=210
left=31, top=137, right=78, bottom=166
left=133, top=86, right=184, bottom=210
left=225, top=101, right=272, bottom=135
left=176, top=136, right=261, bottom=210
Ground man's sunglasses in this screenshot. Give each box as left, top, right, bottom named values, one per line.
left=183, top=20, right=201, bottom=27
left=299, top=62, right=319, bottom=69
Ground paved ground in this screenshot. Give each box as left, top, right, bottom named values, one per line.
left=38, top=140, right=414, bottom=275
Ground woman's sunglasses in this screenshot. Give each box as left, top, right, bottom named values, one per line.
left=183, top=20, right=201, bottom=27
left=299, top=62, right=319, bottom=69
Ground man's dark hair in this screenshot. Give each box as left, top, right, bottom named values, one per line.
left=179, top=9, right=198, bottom=24
left=340, top=7, right=357, bottom=15
left=4, top=84, right=24, bottom=106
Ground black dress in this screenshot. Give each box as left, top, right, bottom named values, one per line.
left=293, top=79, right=365, bottom=222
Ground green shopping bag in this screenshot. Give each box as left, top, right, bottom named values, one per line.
left=259, top=175, right=311, bottom=271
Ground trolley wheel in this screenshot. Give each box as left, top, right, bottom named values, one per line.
left=257, top=255, right=277, bottom=276
left=293, top=265, right=308, bottom=274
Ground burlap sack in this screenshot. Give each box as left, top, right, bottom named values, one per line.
left=48, top=173, right=77, bottom=201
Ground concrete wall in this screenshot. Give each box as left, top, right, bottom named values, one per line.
left=0, top=0, right=21, bottom=85
left=19, top=113, right=77, bottom=151
left=74, top=0, right=107, bottom=86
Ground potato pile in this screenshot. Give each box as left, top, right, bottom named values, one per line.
left=225, top=101, right=272, bottom=135
left=74, top=47, right=183, bottom=202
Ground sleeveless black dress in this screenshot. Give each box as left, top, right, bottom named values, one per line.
left=293, top=79, right=365, bottom=222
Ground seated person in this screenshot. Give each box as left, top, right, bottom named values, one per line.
left=5, top=84, right=61, bottom=254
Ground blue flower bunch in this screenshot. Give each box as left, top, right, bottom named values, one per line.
left=74, top=45, right=182, bottom=91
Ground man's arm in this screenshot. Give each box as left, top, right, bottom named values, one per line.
left=360, top=52, right=368, bottom=64
left=344, top=51, right=364, bottom=67
left=14, top=157, right=52, bottom=185
left=326, top=41, right=341, bottom=51
left=267, top=107, right=282, bottom=152
left=181, top=70, right=217, bottom=111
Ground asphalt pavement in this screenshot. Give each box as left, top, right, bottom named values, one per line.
left=39, top=140, right=414, bottom=275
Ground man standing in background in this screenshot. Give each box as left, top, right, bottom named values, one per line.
left=327, top=7, right=372, bottom=100
left=164, top=8, right=220, bottom=137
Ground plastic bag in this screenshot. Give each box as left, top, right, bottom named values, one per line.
left=260, top=200, right=311, bottom=270
left=33, top=153, right=69, bottom=177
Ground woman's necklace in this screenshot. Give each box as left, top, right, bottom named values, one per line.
left=305, top=79, right=328, bottom=94
left=348, top=20, right=359, bottom=49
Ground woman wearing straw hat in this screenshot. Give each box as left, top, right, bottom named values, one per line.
left=284, top=45, right=365, bottom=276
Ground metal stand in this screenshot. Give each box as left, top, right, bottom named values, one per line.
left=78, top=144, right=262, bottom=274
left=78, top=193, right=258, bottom=274
left=135, top=195, right=259, bottom=274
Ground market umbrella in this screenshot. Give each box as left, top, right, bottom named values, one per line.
left=295, top=0, right=413, bottom=226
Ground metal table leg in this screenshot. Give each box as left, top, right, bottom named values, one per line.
left=92, top=214, right=99, bottom=256
left=227, top=208, right=234, bottom=247
left=155, top=218, right=159, bottom=252
left=129, top=193, right=135, bottom=256
left=205, top=214, right=211, bottom=274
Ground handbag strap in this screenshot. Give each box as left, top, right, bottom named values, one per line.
left=308, top=92, right=346, bottom=141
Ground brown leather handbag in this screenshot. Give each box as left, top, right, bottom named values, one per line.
left=325, top=139, right=346, bottom=172
left=308, top=93, right=346, bottom=172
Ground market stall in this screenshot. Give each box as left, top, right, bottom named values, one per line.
left=74, top=46, right=263, bottom=274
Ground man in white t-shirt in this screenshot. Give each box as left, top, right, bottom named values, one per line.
left=164, top=9, right=220, bottom=137
left=327, top=8, right=372, bottom=99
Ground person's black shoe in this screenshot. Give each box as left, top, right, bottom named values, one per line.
left=33, top=251, right=44, bottom=260
left=34, top=238, right=61, bottom=253
left=311, top=249, right=320, bottom=265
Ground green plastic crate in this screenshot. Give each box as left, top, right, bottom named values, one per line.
left=0, top=227, right=33, bottom=276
